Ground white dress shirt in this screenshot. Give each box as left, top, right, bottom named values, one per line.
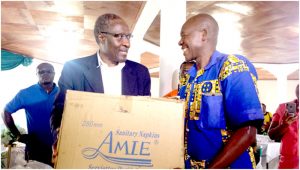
left=97, top=51, right=125, bottom=95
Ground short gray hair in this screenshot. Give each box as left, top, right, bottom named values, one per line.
left=94, top=13, right=123, bottom=44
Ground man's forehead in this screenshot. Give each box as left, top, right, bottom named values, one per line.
left=108, top=20, right=129, bottom=31
left=109, top=19, right=127, bottom=27
left=37, top=64, right=53, bottom=70
left=182, top=21, right=199, bottom=33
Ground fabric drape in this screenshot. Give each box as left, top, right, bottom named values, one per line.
left=1, top=50, right=32, bottom=71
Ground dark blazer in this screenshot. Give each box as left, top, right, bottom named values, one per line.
left=50, top=53, right=151, bottom=135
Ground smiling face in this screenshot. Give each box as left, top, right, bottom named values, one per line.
left=178, top=21, right=204, bottom=62
left=99, top=19, right=130, bottom=65
left=178, top=14, right=219, bottom=65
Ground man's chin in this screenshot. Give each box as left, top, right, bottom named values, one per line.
left=42, top=82, right=52, bottom=85
left=184, top=55, right=195, bottom=62
left=118, top=57, right=127, bottom=63
left=184, top=57, right=192, bottom=62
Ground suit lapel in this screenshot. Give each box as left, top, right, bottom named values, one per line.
left=82, top=54, right=104, bottom=93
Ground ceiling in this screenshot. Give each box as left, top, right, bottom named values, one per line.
left=1, top=1, right=299, bottom=80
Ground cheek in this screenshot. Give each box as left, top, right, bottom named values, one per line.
left=192, top=36, right=203, bottom=45
left=190, top=38, right=203, bottom=50
left=105, top=39, right=117, bottom=51
left=110, top=43, right=120, bottom=54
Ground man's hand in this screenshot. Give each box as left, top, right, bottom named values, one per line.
left=268, top=109, right=297, bottom=141
left=52, top=139, right=58, bottom=165
left=51, top=128, right=60, bottom=165
left=17, top=134, right=30, bottom=144
left=281, top=110, right=298, bottom=126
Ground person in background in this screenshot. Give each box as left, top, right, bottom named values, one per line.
left=178, top=13, right=264, bottom=168
left=258, top=103, right=272, bottom=135
left=2, top=63, right=58, bottom=167
left=163, top=61, right=195, bottom=98
left=254, top=103, right=272, bottom=165
left=50, top=13, right=151, bottom=164
left=268, top=84, right=299, bottom=169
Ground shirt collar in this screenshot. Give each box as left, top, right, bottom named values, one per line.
left=37, top=83, right=57, bottom=94
left=204, top=50, right=223, bottom=70
left=97, top=50, right=125, bottom=68
left=187, top=63, right=197, bottom=78
left=187, top=50, right=224, bottom=78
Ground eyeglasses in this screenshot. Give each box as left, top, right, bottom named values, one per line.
left=38, top=70, right=55, bottom=75
left=101, top=32, right=133, bottom=40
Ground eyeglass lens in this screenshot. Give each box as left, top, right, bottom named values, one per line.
left=38, top=70, right=54, bottom=75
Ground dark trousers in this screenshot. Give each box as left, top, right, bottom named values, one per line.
left=25, top=138, right=53, bottom=167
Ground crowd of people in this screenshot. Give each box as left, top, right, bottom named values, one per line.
left=2, top=13, right=298, bottom=169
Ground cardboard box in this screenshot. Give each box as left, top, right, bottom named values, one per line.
left=56, top=90, right=185, bottom=168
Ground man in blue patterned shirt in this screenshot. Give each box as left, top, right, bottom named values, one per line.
left=178, top=13, right=264, bottom=168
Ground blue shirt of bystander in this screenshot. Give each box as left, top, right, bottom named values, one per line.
left=5, top=83, right=58, bottom=163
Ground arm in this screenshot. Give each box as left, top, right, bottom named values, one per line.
left=2, top=110, right=21, bottom=138
left=50, top=91, right=65, bottom=138
left=208, top=126, right=257, bottom=168
left=2, top=92, right=30, bottom=143
left=268, top=111, right=297, bottom=141
left=262, top=123, right=271, bottom=134
left=209, top=56, right=263, bottom=168
left=50, top=92, right=63, bottom=165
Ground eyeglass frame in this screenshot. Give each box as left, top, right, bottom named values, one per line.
left=37, top=70, right=55, bottom=75
left=100, top=32, right=133, bottom=40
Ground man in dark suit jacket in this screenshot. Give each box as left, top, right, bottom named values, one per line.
left=50, top=13, right=151, bottom=163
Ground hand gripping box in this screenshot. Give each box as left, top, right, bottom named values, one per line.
left=55, top=90, right=185, bottom=168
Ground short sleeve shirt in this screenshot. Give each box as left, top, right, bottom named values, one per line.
left=5, top=83, right=59, bottom=147
left=179, top=50, right=264, bottom=168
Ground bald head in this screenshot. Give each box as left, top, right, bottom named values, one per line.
left=179, top=13, right=220, bottom=66
left=185, top=13, right=219, bottom=46
left=37, top=63, right=54, bottom=71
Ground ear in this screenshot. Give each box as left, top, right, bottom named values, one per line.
left=201, top=29, right=208, bottom=41
left=98, top=34, right=105, bottom=42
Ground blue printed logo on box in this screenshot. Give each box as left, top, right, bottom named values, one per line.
left=81, top=130, right=157, bottom=167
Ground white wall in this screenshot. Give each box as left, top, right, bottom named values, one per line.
left=258, top=80, right=299, bottom=114
left=150, top=77, right=160, bottom=98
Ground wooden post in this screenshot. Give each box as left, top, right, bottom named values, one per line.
left=6, top=144, right=11, bottom=168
